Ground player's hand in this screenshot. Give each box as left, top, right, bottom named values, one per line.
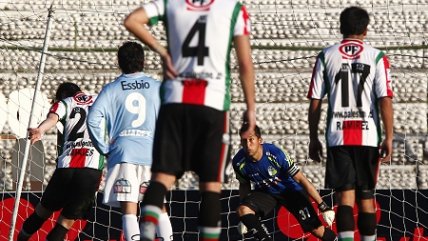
left=318, top=201, right=335, bottom=227
left=240, top=110, right=256, bottom=139
left=237, top=222, right=248, bottom=235
left=160, top=53, right=178, bottom=80
left=27, top=128, right=42, bottom=144
left=379, top=138, right=393, bottom=163
left=309, top=138, right=323, bottom=162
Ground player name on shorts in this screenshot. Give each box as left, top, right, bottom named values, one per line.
left=121, top=80, right=151, bottom=90
left=336, top=120, right=369, bottom=130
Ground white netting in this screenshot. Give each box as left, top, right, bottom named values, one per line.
left=0, top=0, right=427, bottom=240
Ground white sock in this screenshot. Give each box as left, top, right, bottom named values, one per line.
left=122, top=214, right=140, bottom=241
left=156, top=212, right=173, bottom=241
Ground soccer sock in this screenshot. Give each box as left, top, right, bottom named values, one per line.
left=358, top=212, right=376, bottom=241
left=240, top=214, right=272, bottom=241
left=336, top=205, right=355, bottom=241
left=156, top=212, right=173, bottom=241
left=198, top=191, right=221, bottom=241
left=140, top=181, right=167, bottom=241
left=46, top=223, right=69, bottom=241
left=18, top=212, right=47, bottom=241
left=122, top=214, right=140, bottom=241
left=321, top=227, right=338, bottom=241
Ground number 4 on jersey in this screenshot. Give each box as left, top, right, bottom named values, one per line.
left=182, top=15, right=209, bottom=66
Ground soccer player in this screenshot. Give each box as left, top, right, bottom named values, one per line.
left=307, top=6, right=394, bottom=241
left=18, top=83, right=103, bottom=241
left=123, top=0, right=257, bottom=240
left=86, top=41, right=173, bottom=241
left=233, top=124, right=337, bottom=241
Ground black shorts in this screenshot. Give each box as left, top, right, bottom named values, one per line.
left=241, top=191, right=322, bottom=232
left=152, top=104, right=229, bottom=182
left=326, top=146, right=380, bottom=191
left=41, top=168, right=102, bottom=219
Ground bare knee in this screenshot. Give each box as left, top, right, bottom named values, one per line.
left=237, top=205, right=255, bottom=217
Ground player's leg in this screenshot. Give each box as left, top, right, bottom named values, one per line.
left=326, top=147, right=357, bottom=241
left=236, top=191, right=274, bottom=241
left=141, top=165, right=173, bottom=241
left=198, top=182, right=222, bottom=241
left=156, top=205, right=173, bottom=241
left=139, top=105, right=180, bottom=241
left=194, top=107, right=229, bottom=241
left=17, top=203, right=53, bottom=241
left=140, top=172, right=176, bottom=241
left=49, top=168, right=102, bottom=241
left=355, top=147, right=380, bottom=241
left=18, top=169, right=68, bottom=241
left=282, top=191, right=337, bottom=241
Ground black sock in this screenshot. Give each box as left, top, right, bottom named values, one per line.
left=199, top=191, right=221, bottom=227
left=336, top=205, right=355, bottom=232
left=46, top=223, right=69, bottom=241
left=18, top=212, right=47, bottom=241
left=142, top=181, right=168, bottom=209
left=322, top=228, right=338, bottom=241
left=240, top=214, right=272, bottom=241
left=358, top=212, right=376, bottom=236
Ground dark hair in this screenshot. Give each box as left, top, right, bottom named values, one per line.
left=239, top=123, right=261, bottom=138
left=340, top=6, right=370, bottom=37
left=118, top=41, right=145, bottom=74
left=55, top=82, right=81, bottom=101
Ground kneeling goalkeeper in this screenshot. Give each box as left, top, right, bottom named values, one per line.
left=232, top=123, right=337, bottom=241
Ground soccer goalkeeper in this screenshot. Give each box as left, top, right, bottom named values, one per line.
left=232, top=124, right=337, bottom=241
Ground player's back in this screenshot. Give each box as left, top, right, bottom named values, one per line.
left=310, top=39, right=393, bottom=147
left=56, top=92, right=103, bottom=169
left=97, top=72, right=161, bottom=166
left=146, top=0, right=249, bottom=110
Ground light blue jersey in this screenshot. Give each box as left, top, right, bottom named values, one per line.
left=87, top=72, right=161, bottom=168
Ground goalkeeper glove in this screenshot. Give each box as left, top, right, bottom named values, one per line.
left=238, top=222, right=248, bottom=235
left=318, top=201, right=335, bottom=227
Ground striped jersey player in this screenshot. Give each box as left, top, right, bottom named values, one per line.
left=52, top=92, right=103, bottom=169
left=124, top=0, right=257, bottom=240
left=307, top=38, right=393, bottom=147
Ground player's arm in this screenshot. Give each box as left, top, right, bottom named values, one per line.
left=293, top=171, right=335, bottom=226
left=28, top=113, right=59, bottom=144
left=234, top=34, right=256, bottom=138
left=308, top=98, right=323, bottom=162
left=123, top=6, right=177, bottom=79
left=292, top=171, right=323, bottom=205
left=87, top=91, right=109, bottom=156
left=379, top=96, right=393, bottom=162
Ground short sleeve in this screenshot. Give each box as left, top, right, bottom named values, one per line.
left=49, top=101, right=66, bottom=121
left=374, top=52, right=393, bottom=99
left=233, top=5, right=251, bottom=36
left=143, top=0, right=165, bottom=26
left=307, top=52, right=327, bottom=99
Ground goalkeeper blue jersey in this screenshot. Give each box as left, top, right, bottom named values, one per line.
left=87, top=72, right=161, bottom=168
left=232, top=143, right=303, bottom=195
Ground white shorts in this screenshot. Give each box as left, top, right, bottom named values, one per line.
left=103, top=163, right=151, bottom=207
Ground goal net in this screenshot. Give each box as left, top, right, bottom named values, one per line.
left=0, top=0, right=427, bottom=240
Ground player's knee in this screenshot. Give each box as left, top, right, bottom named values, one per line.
left=356, top=189, right=374, bottom=200
left=336, top=205, right=355, bottom=232
left=358, top=212, right=376, bottom=235
left=237, top=204, right=255, bottom=217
